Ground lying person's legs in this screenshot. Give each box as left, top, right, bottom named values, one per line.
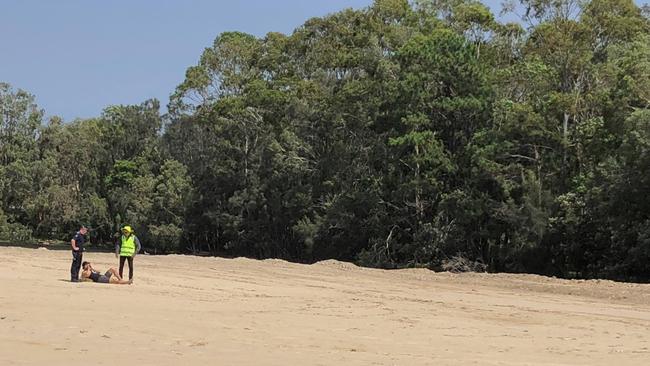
left=108, top=275, right=132, bottom=284
left=105, top=267, right=122, bottom=280
left=92, top=272, right=131, bottom=284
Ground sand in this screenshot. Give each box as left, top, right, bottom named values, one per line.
left=0, top=247, right=649, bottom=366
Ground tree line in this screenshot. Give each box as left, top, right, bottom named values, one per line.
left=1, top=0, right=649, bottom=281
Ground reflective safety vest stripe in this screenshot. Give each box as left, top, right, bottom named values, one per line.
left=120, top=235, right=136, bottom=257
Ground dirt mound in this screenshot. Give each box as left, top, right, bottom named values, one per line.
left=312, top=259, right=361, bottom=271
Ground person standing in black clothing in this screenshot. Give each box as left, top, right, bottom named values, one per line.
left=70, top=226, right=88, bottom=282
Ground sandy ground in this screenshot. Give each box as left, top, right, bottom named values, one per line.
left=0, top=247, right=649, bottom=366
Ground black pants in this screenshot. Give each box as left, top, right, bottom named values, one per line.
left=71, top=251, right=83, bottom=281
left=119, top=256, right=134, bottom=280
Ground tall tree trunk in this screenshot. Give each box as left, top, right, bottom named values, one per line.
left=415, top=143, right=423, bottom=221
left=563, top=112, right=569, bottom=174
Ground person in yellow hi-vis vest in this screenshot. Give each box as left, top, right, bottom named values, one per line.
left=115, top=225, right=141, bottom=281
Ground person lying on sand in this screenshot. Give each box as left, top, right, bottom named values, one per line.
left=81, top=261, right=132, bottom=285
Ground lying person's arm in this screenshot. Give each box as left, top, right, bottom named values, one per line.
left=80, top=269, right=92, bottom=281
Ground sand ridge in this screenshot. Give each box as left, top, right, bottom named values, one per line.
left=0, top=247, right=649, bottom=365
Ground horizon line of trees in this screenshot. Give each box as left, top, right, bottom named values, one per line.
left=1, top=0, right=649, bottom=281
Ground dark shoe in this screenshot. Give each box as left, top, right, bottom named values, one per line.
left=71, top=279, right=79, bottom=282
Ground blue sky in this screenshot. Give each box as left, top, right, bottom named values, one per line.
left=1, top=0, right=375, bottom=120
left=1, top=0, right=640, bottom=121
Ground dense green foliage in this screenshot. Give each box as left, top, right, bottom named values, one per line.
left=1, top=0, right=649, bottom=280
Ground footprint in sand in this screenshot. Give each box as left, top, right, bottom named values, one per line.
left=188, top=341, right=208, bottom=347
